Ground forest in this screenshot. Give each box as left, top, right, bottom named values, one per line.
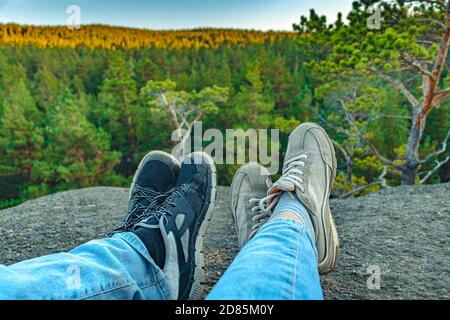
left=0, top=0, right=449, bottom=209
left=0, top=24, right=293, bottom=50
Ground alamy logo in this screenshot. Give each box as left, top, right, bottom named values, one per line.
left=171, top=121, right=280, bottom=174
left=367, top=5, right=382, bottom=30
left=366, top=265, right=381, bottom=290
left=66, top=265, right=81, bottom=290
left=66, top=5, right=81, bottom=30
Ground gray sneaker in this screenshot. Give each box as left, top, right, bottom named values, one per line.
left=268, top=122, right=340, bottom=274
left=231, top=163, right=273, bottom=249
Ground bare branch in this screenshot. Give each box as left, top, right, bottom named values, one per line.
left=433, top=87, right=450, bottom=105
left=365, top=139, right=401, bottom=168
left=401, top=54, right=434, bottom=79
left=379, top=165, right=389, bottom=188
left=193, top=112, right=204, bottom=124
left=341, top=166, right=389, bottom=199
left=419, top=128, right=450, bottom=163
left=378, top=113, right=411, bottom=119
left=416, top=18, right=446, bottom=29
left=419, top=156, right=450, bottom=184
left=336, top=98, right=401, bottom=168
left=332, top=139, right=351, bottom=163
left=418, top=6, right=450, bottom=123
left=372, top=68, right=419, bottom=108
left=179, top=118, right=187, bottom=130
left=341, top=183, right=379, bottom=199
left=417, top=39, right=439, bottom=46
left=309, top=106, right=350, bottom=136
left=162, top=93, right=181, bottom=130
left=435, top=87, right=450, bottom=96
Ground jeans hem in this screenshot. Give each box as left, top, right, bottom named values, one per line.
left=114, top=232, right=155, bottom=264
left=113, top=232, right=173, bottom=300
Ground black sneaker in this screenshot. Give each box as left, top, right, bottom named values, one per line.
left=112, top=151, right=180, bottom=234
left=136, top=152, right=217, bottom=300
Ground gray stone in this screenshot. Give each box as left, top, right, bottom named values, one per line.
left=0, top=184, right=448, bottom=300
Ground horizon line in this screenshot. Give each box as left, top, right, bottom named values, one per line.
left=0, top=22, right=297, bottom=33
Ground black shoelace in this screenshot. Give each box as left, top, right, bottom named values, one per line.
left=113, top=185, right=169, bottom=232
left=148, top=184, right=188, bottom=225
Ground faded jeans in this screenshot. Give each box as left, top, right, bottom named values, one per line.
left=0, top=197, right=323, bottom=300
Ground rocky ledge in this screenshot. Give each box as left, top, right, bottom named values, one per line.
left=0, top=183, right=448, bottom=300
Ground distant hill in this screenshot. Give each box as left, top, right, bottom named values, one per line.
left=0, top=184, right=448, bottom=299
left=0, top=24, right=294, bottom=50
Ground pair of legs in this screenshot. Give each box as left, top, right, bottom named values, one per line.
left=0, top=123, right=339, bottom=300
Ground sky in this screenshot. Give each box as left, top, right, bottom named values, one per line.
left=0, top=0, right=354, bottom=31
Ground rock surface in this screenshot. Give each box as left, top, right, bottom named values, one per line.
left=0, top=184, right=449, bottom=300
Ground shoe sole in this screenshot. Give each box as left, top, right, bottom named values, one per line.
left=188, top=152, right=217, bottom=300
left=128, top=151, right=180, bottom=201
left=305, top=123, right=340, bottom=274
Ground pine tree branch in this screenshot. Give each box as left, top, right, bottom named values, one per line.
left=332, top=139, right=351, bottom=164
left=418, top=2, right=450, bottom=123
left=417, top=39, right=439, bottom=46
left=161, top=93, right=181, bottom=131
left=419, top=128, right=450, bottom=163
left=416, top=18, right=446, bottom=29
left=378, top=113, right=411, bottom=119
left=341, top=166, right=389, bottom=199
left=433, top=87, right=450, bottom=104
left=419, top=156, right=450, bottom=184
left=371, top=68, right=419, bottom=109
left=365, top=139, right=401, bottom=168
left=337, top=99, right=401, bottom=168
left=401, top=54, right=434, bottom=79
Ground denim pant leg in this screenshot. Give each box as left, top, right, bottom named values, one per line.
left=0, top=232, right=173, bottom=300
left=207, top=219, right=323, bottom=300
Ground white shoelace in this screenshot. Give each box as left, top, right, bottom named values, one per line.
left=245, top=154, right=308, bottom=240
left=259, top=154, right=308, bottom=212
left=247, top=198, right=272, bottom=240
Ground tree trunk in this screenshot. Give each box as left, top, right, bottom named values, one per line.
left=400, top=1, right=450, bottom=184
left=346, top=157, right=353, bottom=185
left=400, top=161, right=418, bottom=185
left=402, top=110, right=424, bottom=185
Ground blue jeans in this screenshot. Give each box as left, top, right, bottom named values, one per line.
left=207, top=218, right=323, bottom=300
left=0, top=199, right=323, bottom=300
left=0, top=233, right=173, bottom=300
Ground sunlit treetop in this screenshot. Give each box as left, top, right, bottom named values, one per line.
left=0, top=24, right=294, bottom=50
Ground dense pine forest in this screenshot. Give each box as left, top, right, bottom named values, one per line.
left=0, top=24, right=293, bottom=49
left=0, top=1, right=449, bottom=209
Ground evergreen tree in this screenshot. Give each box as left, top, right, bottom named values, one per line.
left=33, top=65, right=62, bottom=109
left=296, top=0, right=450, bottom=185
left=228, top=63, right=275, bottom=129
left=0, top=79, right=44, bottom=181
left=39, top=90, right=121, bottom=191
left=98, top=53, right=139, bottom=175
left=141, top=79, right=229, bottom=161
